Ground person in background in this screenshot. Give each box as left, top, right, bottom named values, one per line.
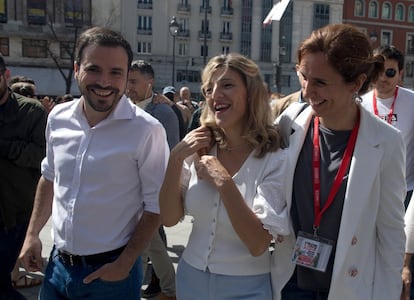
left=19, top=26, right=168, bottom=300
left=0, top=55, right=47, bottom=299
left=178, top=86, right=198, bottom=114
left=8, top=75, right=56, bottom=113
left=6, top=75, right=44, bottom=291
left=359, top=46, right=414, bottom=300
left=273, top=23, right=406, bottom=300
left=9, top=76, right=36, bottom=99
left=159, top=53, right=290, bottom=300
left=162, top=86, right=192, bottom=139
left=403, top=193, right=414, bottom=300
left=126, top=60, right=177, bottom=300
left=55, top=94, right=74, bottom=104
left=361, top=45, right=414, bottom=209
left=272, top=66, right=306, bottom=119
left=127, top=60, right=179, bottom=149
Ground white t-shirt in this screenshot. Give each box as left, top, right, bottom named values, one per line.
left=361, top=86, right=414, bottom=191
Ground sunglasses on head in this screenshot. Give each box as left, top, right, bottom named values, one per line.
left=385, top=68, right=397, bottom=78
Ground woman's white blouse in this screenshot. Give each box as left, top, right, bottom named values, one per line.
left=181, top=145, right=289, bottom=276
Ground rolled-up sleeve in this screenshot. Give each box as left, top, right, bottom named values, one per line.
left=253, top=149, right=290, bottom=237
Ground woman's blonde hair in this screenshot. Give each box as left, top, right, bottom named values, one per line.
left=199, top=53, right=280, bottom=158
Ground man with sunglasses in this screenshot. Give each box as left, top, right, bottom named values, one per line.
left=362, top=45, right=414, bottom=207
left=361, top=45, right=414, bottom=300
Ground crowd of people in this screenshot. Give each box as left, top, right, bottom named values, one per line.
left=1, top=23, right=413, bottom=300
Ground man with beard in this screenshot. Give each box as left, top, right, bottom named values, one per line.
left=19, top=27, right=169, bottom=300
left=0, top=55, right=46, bottom=300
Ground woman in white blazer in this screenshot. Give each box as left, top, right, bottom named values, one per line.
left=273, top=24, right=406, bottom=300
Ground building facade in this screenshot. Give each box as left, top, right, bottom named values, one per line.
left=343, top=0, right=414, bottom=89
left=0, top=0, right=347, bottom=97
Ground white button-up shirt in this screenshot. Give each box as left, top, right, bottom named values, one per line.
left=41, top=95, right=169, bottom=255
left=181, top=145, right=289, bottom=276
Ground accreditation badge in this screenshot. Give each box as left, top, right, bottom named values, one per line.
left=291, top=231, right=334, bottom=272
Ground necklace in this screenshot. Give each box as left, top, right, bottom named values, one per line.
left=223, top=143, right=249, bottom=152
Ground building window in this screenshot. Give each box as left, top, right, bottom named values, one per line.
left=137, top=16, right=152, bottom=35
left=64, top=0, right=83, bottom=26
left=409, top=6, right=414, bottom=22
left=137, top=41, right=151, bottom=54
left=406, top=61, right=414, bottom=77
left=381, top=31, right=391, bottom=45
left=27, top=0, right=47, bottom=25
left=382, top=2, right=391, bottom=19
left=395, top=4, right=404, bottom=21
left=407, top=34, right=414, bottom=54
left=178, top=43, right=188, bottom=56
left=240, top=0, right=252, bottom=57
left=177, top=70, right=200, bottom=83
left=201, top=45, right=208, bottom=58
left=368, top=1, right=378, bottom=18
left=313, top=3, right=330, bottom=30
left=222, top=46, right=229, bottom=54
left=202, top=0, right=210, bottom=9
left=0, top=0, right=7, bottom=23
left=60, top=41, right=74, bottom=59
left=22, top=39, right=47, bottom=58
left=0, top=37, right=9, bottom=56
left=354, top=0, right=364, bottom=17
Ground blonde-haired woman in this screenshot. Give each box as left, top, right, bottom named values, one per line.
left=159, top=53, right=289, bottom=299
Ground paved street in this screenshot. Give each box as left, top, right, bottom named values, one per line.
left=19, top=216, right=192, bottom=300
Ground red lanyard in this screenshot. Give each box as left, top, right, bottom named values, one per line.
left=372, top=87, right=398, bottom=124
left=312, top=112, right=360, bottom=236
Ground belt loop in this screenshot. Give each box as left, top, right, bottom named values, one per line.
left=80, top=256, right=88, bottom=268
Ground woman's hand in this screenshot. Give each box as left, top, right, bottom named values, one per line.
left=195, top=155, right=231, bottom=188
left=171, top=126, right=213, bottom=161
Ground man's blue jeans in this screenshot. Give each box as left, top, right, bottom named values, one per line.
left=40, top=247, right=143, bottom=300
left=0, top=221, right=28, bottom=300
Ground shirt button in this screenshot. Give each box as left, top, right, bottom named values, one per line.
left=348, top=268, right=358, bottom=277
left=351, top=236, right=358, bottom=245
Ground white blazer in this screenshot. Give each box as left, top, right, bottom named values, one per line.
left=272, top=104, right=406, bottom=300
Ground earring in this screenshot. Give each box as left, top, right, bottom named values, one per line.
left=353, top=92, right=362, bottom=103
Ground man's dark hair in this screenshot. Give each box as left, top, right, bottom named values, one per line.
left=130, top=60, right=155, bottom=79
left=9, top=75, right=36, bottom=85
left=75, top=27, right=133, bottom=69
left=374, top=45, right=404, bottom=71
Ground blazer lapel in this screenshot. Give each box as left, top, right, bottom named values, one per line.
left=285, top=107, right=313, bottom=211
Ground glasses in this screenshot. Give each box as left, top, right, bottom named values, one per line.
left=384, top=68, right=397, bottom=78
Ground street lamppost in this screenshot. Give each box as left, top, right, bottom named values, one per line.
left=169, top=16, right=179, bottom=86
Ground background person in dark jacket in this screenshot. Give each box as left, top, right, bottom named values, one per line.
left=0, top=55, right=47, bottom=300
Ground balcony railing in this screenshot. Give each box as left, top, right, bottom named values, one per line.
left=219, top=32, right=233, bottom=41
left=199, top=6, right=212, bottom=14
left=177, top=30, right=190, bottom=38
left=177, top=3, right=191, bottom=12
left=198, top=30, right=211, bottom=39
left=137, top=3, right=152, bottom=9
left=221, top=7, right=234, bottom=16
left=137, top=29, right=152, bottom=35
